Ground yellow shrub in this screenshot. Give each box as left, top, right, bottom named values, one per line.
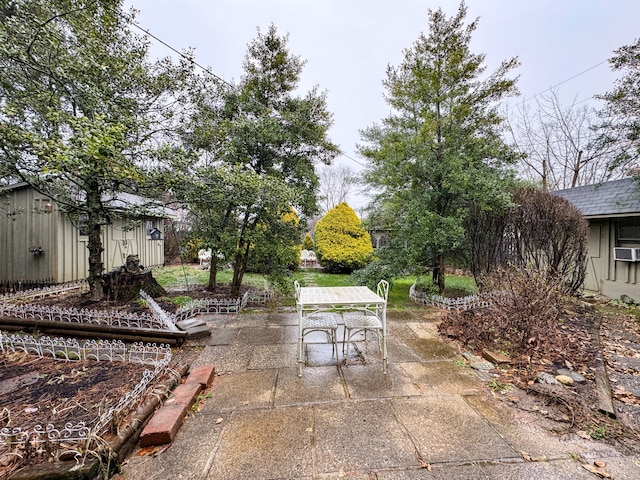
left=314, top=203, right=373, bottom=273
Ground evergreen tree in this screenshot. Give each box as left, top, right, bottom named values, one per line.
left=175, top=25, right=338, bottom=295
left=359, top=1, right=519, bottom=292
left=314, top=203, right=373, bottom=273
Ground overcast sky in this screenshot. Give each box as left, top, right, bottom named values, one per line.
left=125, top=0, right=640, bottom=209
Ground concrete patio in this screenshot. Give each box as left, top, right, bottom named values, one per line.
left=115, top=309, right=640, bottom=479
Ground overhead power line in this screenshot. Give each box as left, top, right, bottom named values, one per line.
left=522, top=60, right=609, bottom=104
left=129, top=10, right=609, bottom=169
left=128, top=16, right=369, bottom=168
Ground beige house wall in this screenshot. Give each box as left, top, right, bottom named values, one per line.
left=1, top=185, right=166, bottom=284
left=584, top=218, right=640, bottom=302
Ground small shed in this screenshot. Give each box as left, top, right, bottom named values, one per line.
left=555, top=178, right=640, bottom=301
left=0, top=183, right=170, bottom=286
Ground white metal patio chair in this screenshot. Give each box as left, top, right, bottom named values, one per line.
left=295, top=280, right=340, bottom=376
left=342, top=279, right=389, bottom=372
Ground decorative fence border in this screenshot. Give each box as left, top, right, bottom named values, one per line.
left=409, top=283, right=494, bottom=312
left=0, top=331, right=172, bottom=366
left=247, top=288, right=274, bottom=304
left=1, top=283, right=271, bottom=337
left=0, top=281, right=88, bottom=303
left=174, top=291, right=250, bottom=321
left=140, top=290, right=180, bottom=331
left=0, top=331, right=172, bottom=460
left=0, top=301, right=170, bottom=331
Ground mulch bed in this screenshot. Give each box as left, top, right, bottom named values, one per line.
left=439, top=297, right=640, bottom=453
left=0, top=352, right=151, bottom=475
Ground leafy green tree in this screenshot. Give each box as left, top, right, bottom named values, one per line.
left=247, top=208, right=301, bottom=289
left=596, top=38, right=640, bottom=176
left=314, top=203, right=373, bottom=273
left=0, top=0, right=191, bottom=299
left=358, top=1, right=519, bottom=292
left=176, top=24, right=339, bottom=294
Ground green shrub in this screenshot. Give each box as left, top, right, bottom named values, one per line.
left=351, top=260, right=395, bottom=291
left=314, top=203, right=374, bottom=273
left=302, top=233, right=314, bottom=251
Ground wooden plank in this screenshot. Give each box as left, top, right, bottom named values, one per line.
left=0, top=316, right=187, bottom=345
left=591, top=311, right=616, bottom=418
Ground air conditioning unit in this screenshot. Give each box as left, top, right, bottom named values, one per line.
left=613, top=247, right=640, bottom=262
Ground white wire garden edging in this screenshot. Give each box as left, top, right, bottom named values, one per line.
left=0, top=301, right=170, bottom=330
left=174, top=291, right=250, bottom=321
left=0, top=281, right=88, bottom=303
left=140, top=290, right=179, bottom=331
left=409, top=282, right=495, bottom=312
left=0, top=331, right=172, bottom=461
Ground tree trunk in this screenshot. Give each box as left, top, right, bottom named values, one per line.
left=231, top=241, right=251, bottom=297
left=207, top=255, right=218, bottom=291
left=103, top=269, right=166, bottom=301
left=86, top=188, right=105, bottom=301
left=432, top=254, right=446, bottom=294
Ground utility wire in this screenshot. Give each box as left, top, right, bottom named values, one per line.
left=521, top=60, right=608, bottom=104
left=128, top=11, right=609, bottom=168
left=128, top=17, right=368, bottom=168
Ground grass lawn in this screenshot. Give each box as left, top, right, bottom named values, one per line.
left=151, top=265, right=477, bottom=310
left=153, top=264, right=267, bottom=289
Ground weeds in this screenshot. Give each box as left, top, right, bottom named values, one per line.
left=586, top=424, right=608, bottom=440
left=487, top=379, right=511, bottom=393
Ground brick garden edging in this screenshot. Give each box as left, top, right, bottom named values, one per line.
left=139, top=364, right=216, bottom=447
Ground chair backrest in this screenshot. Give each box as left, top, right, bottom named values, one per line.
left=377, top=279, right=389, bottom=301
left=294, top=280, right=301, bottom=300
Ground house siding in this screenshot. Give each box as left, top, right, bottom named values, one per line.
left=1, top=185, right=167, bottom=284
left=0, top=187, right=56, bottom=282
left=583, top=217, right=640, bottom=301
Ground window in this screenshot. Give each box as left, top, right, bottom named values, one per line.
left=78, top=214, right=89, bottom=236
left=146, top=219, right=156, bottom=235
left=617, top=217, right=640, bottom=242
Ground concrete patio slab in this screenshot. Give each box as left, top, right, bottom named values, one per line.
left=405, top=336, right=458, bottom=360
left=204, top=407, right=314, bottom=480
left=199, top=369, right=275, bottom=412
left=341, top=363, right=421, bottom=399
left=265, top=312, right=299, bottom=326
left=119, top=410, right=226, bottom=480
left=190, top=344, right=253, bottom=372
left=591, top=454, right=640, bottom=479
left=304, top=342, right=340, bottom=367
left=274, top=366, right=346, bottom=406
left=313, top=400, right=420, bottom=474
left=235, top=325, right=284, bottom=345
left=482, top=459, right=597, bottom=479
left=392, top=395, right=517, bottom=464
left=399, top=360, right=484, bottom=395
left=115, top=309, right=640, bottom=480
left=385, top=336, right=423, bottom=363
left=464, top=394, right=625, bottom=460
left=206, top=326, right=238, bottom=346
left=248, top=343, right=297, bottom=369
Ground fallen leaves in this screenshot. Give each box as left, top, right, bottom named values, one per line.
left=582, top=461, right=611, bottom=478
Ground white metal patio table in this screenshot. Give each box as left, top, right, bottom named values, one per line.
left=296, top=285, right=388, bottom=376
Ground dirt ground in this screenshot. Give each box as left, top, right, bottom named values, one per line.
left=0, top=353, right=151, bottom=476
left=441, top=299, right=640, bottom=454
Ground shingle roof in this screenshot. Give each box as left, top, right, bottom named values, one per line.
left=554, top=178, right=640, bottom=218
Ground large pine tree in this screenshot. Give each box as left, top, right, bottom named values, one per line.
left=359, top=1, right=519, bottom=292
left=175, top=25, right=339, bottom=294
